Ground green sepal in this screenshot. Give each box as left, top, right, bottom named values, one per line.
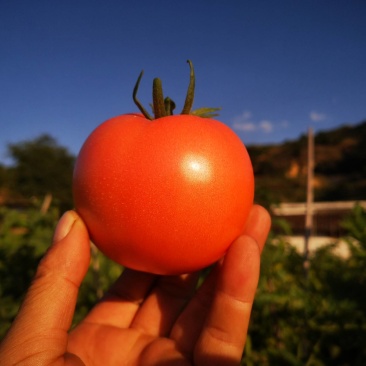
left=133, top=61, right=220, bottom=120
left=191, top=107, right=222, bottom=119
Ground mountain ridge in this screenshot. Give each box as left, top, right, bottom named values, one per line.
left=247, top=120, right=366, bottom=205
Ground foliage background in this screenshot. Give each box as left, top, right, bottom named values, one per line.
left=243, top=204, right=366, bottom=365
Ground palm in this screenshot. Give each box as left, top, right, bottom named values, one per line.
left=67, top=269, right=231, bottom=365
left=69, top=321, right=190, bottom=365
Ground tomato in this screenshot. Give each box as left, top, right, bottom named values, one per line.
left=72, top=61, right=254, bottom=275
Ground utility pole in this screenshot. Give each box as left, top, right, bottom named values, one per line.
left=304, top=127, right=314, bottom=277
left=40, top=193, right=52, bottom=214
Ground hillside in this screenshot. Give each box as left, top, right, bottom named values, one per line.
left=248, top=120, right=366, bottom=205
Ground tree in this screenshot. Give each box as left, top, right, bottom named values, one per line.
left=7, top=134, right=75, bottom=210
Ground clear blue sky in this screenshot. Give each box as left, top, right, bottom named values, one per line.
left=1, top=0, right=365, bottom=164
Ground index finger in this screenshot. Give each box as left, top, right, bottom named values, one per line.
left=0, top=211, right=91, bottom=364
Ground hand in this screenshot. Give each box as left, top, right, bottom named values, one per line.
left=0, top=205, right=271, bottom=366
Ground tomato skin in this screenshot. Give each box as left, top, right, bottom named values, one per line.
left=73, top=114, right=254, bottom=275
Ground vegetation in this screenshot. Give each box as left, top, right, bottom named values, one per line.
left=243, top=203, right=366, bottom=365
left=0, top=134, right=75, bottom=211
left=0, top=205, right=122, bottom=335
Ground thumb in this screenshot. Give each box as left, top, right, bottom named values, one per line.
left=0, top=210, right=90, bottom=365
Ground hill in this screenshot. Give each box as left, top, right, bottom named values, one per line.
left=248, top=120, right=366, bottom=205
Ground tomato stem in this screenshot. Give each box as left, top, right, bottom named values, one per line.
left=164, top=97, right=176, bottom=115
left=153, top=78, right=166, bottom=119
left=132, top=60, right=220, bottom=120
left=133, top=70, right=153, bottom=120
left=181, top=60, right=195, bottom=114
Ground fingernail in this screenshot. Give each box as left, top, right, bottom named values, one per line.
left=53, top=211, right=77, bottom=243
left=243, top=205, right=271, bottom=253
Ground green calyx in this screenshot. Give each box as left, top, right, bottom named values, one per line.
left=133, top=60, right=221, bottom=120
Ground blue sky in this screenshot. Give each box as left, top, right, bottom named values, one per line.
left=1, top=1, right=366, bottom=164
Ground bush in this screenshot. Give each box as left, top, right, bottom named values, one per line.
left=243, top=204, right=366, bottom=365
left=0, top=207, right=122, bottom=338
left=0, top=207, right=58, bottom=338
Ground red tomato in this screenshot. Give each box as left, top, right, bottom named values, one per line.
left=73, top=113, right=254, bottom=275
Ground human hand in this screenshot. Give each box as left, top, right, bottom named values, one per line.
left=0, top=205, right=271, bottom=366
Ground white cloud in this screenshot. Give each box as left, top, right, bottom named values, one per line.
left=310, top=111, right=327, bottom=122
left=232, top=122, right=256, bottom=131
left=232, top=111, right=274, bottom=134
left=259, top=120, right=273, bottom=133
left=232, top=110, right=256, bottom=131
left=232, top=110, right=252, bottom=124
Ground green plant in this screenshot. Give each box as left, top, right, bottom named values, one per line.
left=0, top=207, right=122, bottom=339
left=243, top=204, right=366, bottom=364
left=0, top=207, right=58, bottom=338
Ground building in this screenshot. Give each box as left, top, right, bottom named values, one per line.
left=271, top=201, right=366, bottom=257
